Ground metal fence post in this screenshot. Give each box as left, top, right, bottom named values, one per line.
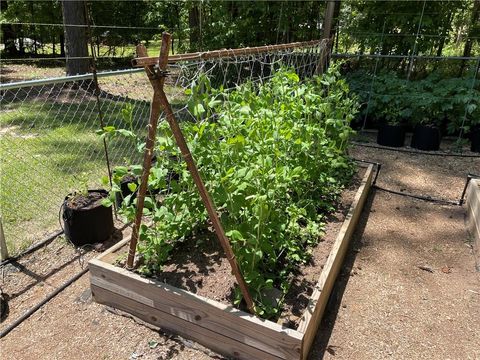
left=0, top=216, right=9, bottom=261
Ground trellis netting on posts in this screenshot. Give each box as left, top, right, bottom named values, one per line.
left=110, top=37, right=360, bottom=317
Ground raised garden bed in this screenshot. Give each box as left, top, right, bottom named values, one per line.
left=465, top=178, right=480, bottom=269
left=89, top=164, right=373, bottom=360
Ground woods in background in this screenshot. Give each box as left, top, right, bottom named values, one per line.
left=0, top=1, right=479, bottom=75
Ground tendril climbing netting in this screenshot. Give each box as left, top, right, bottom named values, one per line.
left=110, top=39, right=359, bottom=318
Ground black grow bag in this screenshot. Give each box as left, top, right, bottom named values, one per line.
left=411, top=125, right=441, bottom=151
left=62, top=189, right=114, bottom=246
left=470, top=126, right=480, bottom=153
left=377, top=124, right=405, bottom=147
left=115, top=175, right=138, bottom=208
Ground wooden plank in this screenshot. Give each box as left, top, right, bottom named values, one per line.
left=90, top=165, right=373, bottom=360
left=297, top=164, right=374, bottom=359
left=466, top=179, right=480, bottom=266
left=132, top=39, right=328, bottom=67
left=89, top=260, right=303, bottom=359
left=96, top=236, right=131, bottom=262
left=92, top=285, right=280, bottom=360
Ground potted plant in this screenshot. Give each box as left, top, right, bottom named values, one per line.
left=410, top=92, right=442, bottom=151
left=376, top=100, right=408, bottom=147
left=62, top=174, right=114, bottom=246
left=446, top=86, right=480, bottom=153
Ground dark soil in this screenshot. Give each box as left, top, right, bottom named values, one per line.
left=149, top=166, right=366, bottom=323
left=156, top=232, right=236, bottom=304
left=279, top=166, right=366, bottom=328
left=65, top=191, right=106, bottom=210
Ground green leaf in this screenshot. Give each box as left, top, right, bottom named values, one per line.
left=101, top=198, right=113, bottom=207
left=193, top=103, right=205, bottom=117
left=226, top=230, right=244, bottom=241
left=127, top=182, right=137, bottom=192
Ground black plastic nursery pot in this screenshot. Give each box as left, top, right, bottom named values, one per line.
left=471, top=126, right=480, bottom=153
left=411, top=125, right=441, bottom=151
left=376, top=124, right=405, bottom=147
left=63, top=189, right=114, bottom=246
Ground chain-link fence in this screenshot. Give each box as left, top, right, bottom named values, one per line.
left=0, top=40, right=328, bottom=256
left=0, top=68, right=155, bottom=254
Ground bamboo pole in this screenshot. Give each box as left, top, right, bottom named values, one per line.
left=132, top=39, right=327, bottom=67
left=125, top=40, right=168, bottom=270
left=128, top=32, right=255, bottom=314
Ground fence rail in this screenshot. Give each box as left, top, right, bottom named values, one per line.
left=0, top=67, right=153, bottom=254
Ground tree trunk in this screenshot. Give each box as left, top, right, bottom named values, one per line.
left=460, top=0, right=480, bottom=75
left=60, top=33, right=65, bottom=56
left=189, top=4, right=200, bottom=51
left=436, top=12, right=453, bottom=58
left=61, top=0, right=89, bottom=75
left=1, top=1, right=19, bottom=56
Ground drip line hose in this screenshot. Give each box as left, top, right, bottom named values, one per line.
left=0, top=230, right=64, bottom=267
left=0, top=267, right=89, bottom=339
left=352, top=158, right=382, bottom=185
left=352, top=158, right=478, bottom=206
left=352, top=141, right=480, bottom=158
left=373, top=186, right=459, bottom=206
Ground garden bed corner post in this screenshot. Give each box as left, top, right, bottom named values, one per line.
left=127, top=32, right=255, bottom=314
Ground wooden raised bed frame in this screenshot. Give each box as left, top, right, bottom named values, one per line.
left=89, top=164, right=374, bottom=360
left=465, top=178, right=480, bottom=268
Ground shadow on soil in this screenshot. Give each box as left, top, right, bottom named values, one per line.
left=156, top=229, right=236, bottom=299
left=308, top=189, right=376, bottom=359
left=0, top=228, right=124, bottom=320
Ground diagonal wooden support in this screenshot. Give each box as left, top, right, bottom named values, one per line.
left=127, top=32, right=255, bottom=314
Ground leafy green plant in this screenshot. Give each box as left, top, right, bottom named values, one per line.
left=346, top=70, right=480, bottom=131
left=109, top=64, right=358, bottom=318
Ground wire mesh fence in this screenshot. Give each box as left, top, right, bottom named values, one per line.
left=0, top=69, right=153, bottom=254
left=0, top=41, right=327, bottom=256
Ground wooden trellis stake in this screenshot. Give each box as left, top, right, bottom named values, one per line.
left=126, top=32, right=255, bottom=314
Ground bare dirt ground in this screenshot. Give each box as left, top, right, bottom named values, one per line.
left=1, top=134, right=479, bottom=360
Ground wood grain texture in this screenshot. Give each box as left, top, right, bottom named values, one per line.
left=466, top=179, right=480, bottom=266
left=89, top=260, right=302, bottom=359
left=297, top=164, right=374, bottom=359
left=89, top=165, right=373, bottom=360
left=91, top=285, right=280, bottom=360
left=97, top=236, right=130, bottom=262
left=132, top=39, right=328, bottom=66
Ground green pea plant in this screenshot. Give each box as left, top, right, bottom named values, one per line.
left=107, top=63, right=359, bottom=318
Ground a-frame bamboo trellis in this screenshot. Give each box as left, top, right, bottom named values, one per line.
left=125, top=32, right=256, bottom=312
left=125, top=32, right=330, bottom=315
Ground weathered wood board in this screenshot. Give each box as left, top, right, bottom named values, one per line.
left=465, top=179, right=480, bottom=268
left=89, top=164, right=374, bottom=360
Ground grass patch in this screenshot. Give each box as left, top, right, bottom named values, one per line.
left=0, top=91, right=152, bottom=254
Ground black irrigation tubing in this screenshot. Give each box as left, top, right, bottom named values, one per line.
left=351, top=158, right=382, bottom=185
left=0, top=267, right=89, bottom=339
left=0, top=230, right=64, bottom=267
left=373, top=186, right=460, bottom=206
left=351, top=141, right=480, bottom=158
left=352, top=158, right=477, bottom=206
